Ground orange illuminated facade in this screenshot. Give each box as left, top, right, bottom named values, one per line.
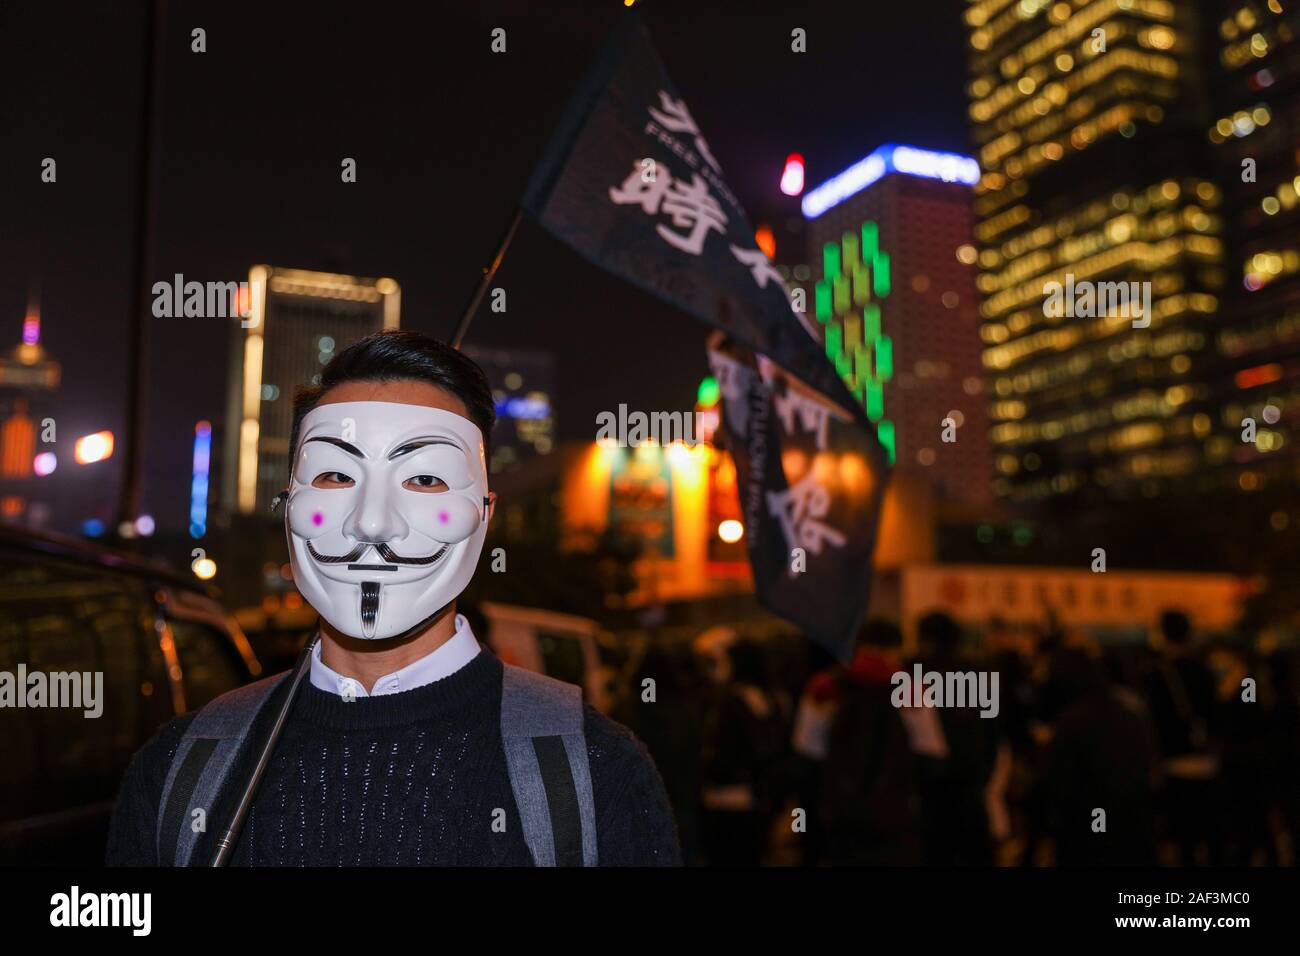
left=558, top=433, right=930, bottom=605
left=560, top=439, right=738, bottom=604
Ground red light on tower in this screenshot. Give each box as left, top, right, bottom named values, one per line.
left=780, top=153, right=805, bottom=196
left=1235, top=363, right=1283, bottom=389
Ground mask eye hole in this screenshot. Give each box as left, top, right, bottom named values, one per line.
left=403, top=475, right=448, bottom=493
left=311, top=471, right=355, bottom=488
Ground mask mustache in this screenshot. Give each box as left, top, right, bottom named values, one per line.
left=375, top=543, right=449, bottom=566
left=306, top=540, right=448, bottom=566
left=306, top=542, right=367, bottom=564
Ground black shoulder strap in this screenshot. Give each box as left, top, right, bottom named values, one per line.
left=157, top=672, right=289, bottom=866
left=500, top=664, right=597, bottom=866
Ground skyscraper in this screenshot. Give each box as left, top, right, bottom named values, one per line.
left=220, top=266, right=399, bottom=517
left=963, top=0, right=1226, bottom=501
left=0, top=296, right=60, bottom=526
left=461, top=344, right=555, bottom=476
left=803, top=143, right=993, bottom=509
left=1209, top=0, right=1300, bottom=492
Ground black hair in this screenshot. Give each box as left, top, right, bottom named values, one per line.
left=917, top=611, right=963, bottom=652
left=728, top=639, right=768, bottom=686
left=1049, top=647, right=1107, bottom=704
left=1160, top=609, right=1192, bottom=646
left=289, top=329, right=496, bottom=468
left=858, top=616, right=903, bottom=650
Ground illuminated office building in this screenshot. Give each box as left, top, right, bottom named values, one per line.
left=1209, top=0, right=1300, bottom=491
left=220, top=266, right=400, bottom=516
left=803, top=143, right=994, bottom=509
left=964, top=0, right=1226, bottom=500
left=461, top=344, right=555, bottom=475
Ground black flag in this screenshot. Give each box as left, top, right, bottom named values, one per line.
left=522, top=12, right=864, bottom=420
left=521, top=12, right=890, bottom=657
left=707, top=336, right=886, bottom=660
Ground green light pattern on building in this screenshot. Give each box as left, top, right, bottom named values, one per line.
left=814, top=220, right=895, bottom=463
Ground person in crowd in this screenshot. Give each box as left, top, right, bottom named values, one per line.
left=1143, top=609, right=1217, bottom=865
left=699, top=637, right=791, bottom=866
left=909, top=612, right=999, bottom=865
left=1041, top=647, right=1159, bottom=865
left=789, top=629, right=877, bottom=866
left=614, top=641, right=709, bottom=865
left=982, top=617, right=1037, bottom=863
left=1262, top=637, right=1300, bottom=863
left=820, top=619, right=922, bottom=865
left=1206, top=637, right=1275, bottom=865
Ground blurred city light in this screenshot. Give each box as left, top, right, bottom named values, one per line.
left=717, top=519, right=744, bottom=543
left=802, top=144, right=980, bottom=219
left=780, top=152, right=805, bottom=196
left=495, top=395, right=550, bottom=419
left=74, top=430, right=114, bottom=464
left=190, top=420, right=212, bottom=538
left=696, top=376, right=720, bottom=407
left=192, top=557, right=218, bottom=580
left=33, top=451, right=56, bottom=476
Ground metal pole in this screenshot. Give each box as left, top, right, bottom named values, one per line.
left=118, top=0, right=166, bottom=530
left=210, top=632, right=319, bottom=866
left=450, top=207, right=523, bottom=349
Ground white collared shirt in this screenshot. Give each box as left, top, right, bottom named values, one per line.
left=310, top=613, right=481, bottom=698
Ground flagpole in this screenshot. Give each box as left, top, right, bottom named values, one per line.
left=210, top=633, right=319, bottom=866
left=450, top=207, right=524, bottom=349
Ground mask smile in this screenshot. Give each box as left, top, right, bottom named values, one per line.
left=306, top=540, right=450, bottom=569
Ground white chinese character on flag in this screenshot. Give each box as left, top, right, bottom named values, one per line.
left=771, top=388, right=832, bottom=451
left=610, top=160, right=728, bottom=255
left=731, top=244, right=822, bottom=341
left=648, top=91, right=723, bottom=173
left=766, top=470, right=847, bottom=557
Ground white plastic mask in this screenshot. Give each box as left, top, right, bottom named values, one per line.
left=285, top=400, right=490, bottom=640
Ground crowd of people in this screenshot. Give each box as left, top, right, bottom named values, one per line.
left=612, top=611, right=1300, bottom=867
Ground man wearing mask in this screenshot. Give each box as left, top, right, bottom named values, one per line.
left=107, top=330, right=680, bottom=867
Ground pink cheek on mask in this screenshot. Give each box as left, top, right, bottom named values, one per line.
left=313, top=511, right=324, bottom=527
left=438, top=510, right=449, bottom=524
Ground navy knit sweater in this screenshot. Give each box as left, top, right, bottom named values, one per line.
left=105, top=651, right=681, bottom=866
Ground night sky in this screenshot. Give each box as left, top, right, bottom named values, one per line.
left=1, top=0, right=969, bottom=534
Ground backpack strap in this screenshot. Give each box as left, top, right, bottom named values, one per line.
left=157, top=672, right=289, bottom=866
left=500, top=664, right=598, bottom=867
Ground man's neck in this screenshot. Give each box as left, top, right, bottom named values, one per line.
left=319, top=603, right=459, bottom=693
